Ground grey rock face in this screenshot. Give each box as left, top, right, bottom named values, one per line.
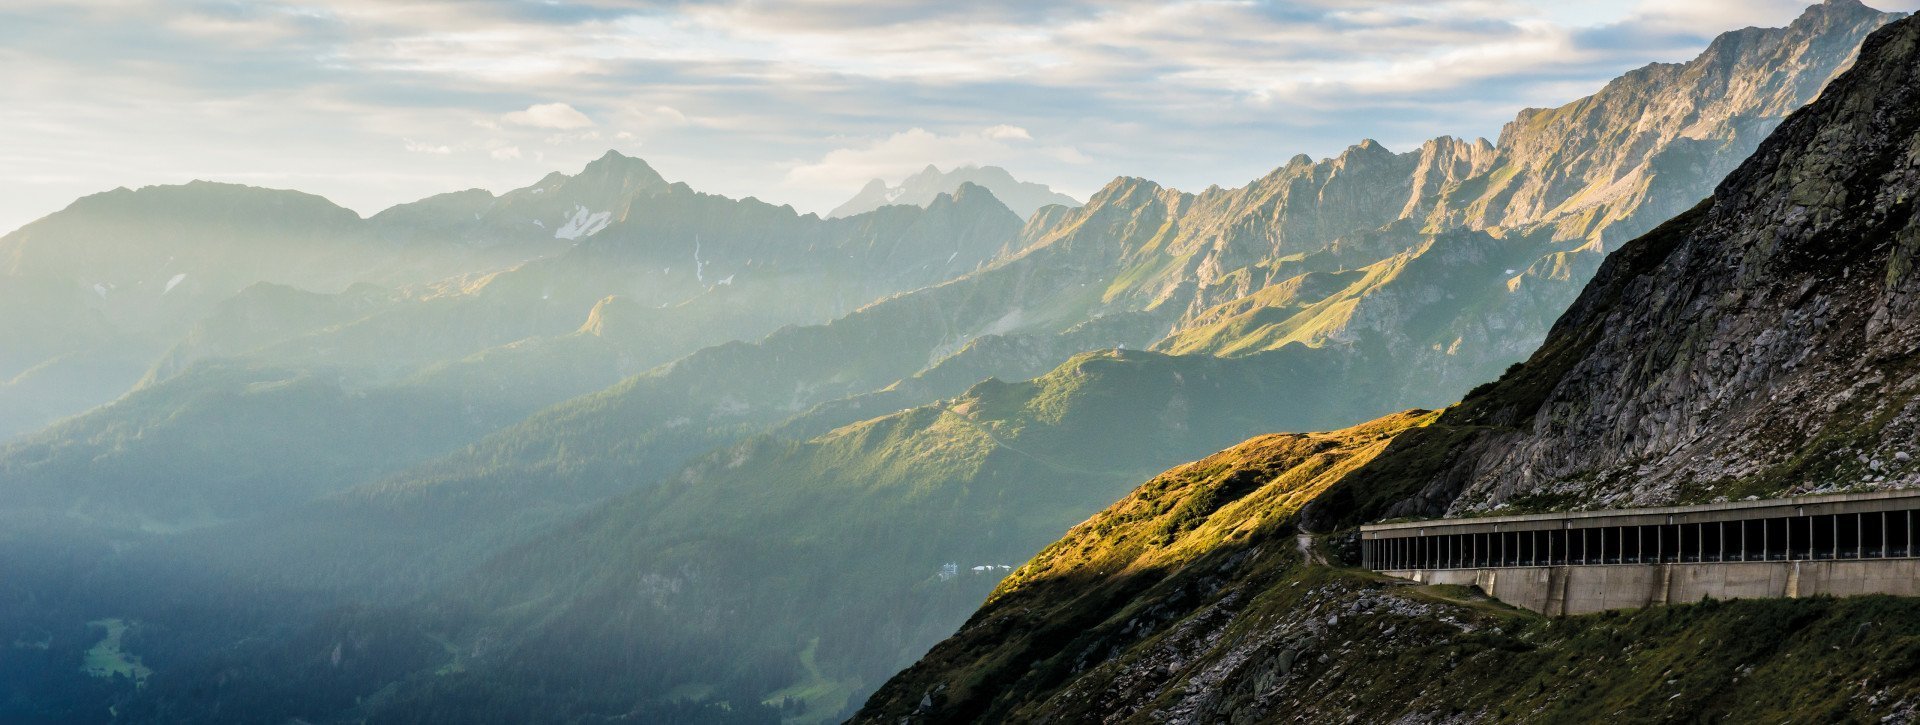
left=1411, top=10, right=1920, bottom=514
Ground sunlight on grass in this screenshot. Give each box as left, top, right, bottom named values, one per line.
left=82, top=619, right=151, bottom=687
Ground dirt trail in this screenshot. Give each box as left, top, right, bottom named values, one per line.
left=1296, top=530, right=1327, bottom=566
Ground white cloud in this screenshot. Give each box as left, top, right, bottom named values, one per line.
left=404, top=139, right=451, bottom=155
left=502, top=103, right=595, bottom=130
left=785, top=125, right=1073, bottom=191
left=545, top=130, right=601, bottom=145
left=983, top=124, right=1032, bottom=141
left=8, top=0, right=1918, bottom=231
left=622, top=104, right=690, bottom=128
left=1045, top=146, right=1093, bottom=165
left=1618, top=0, right=1818, bottom=36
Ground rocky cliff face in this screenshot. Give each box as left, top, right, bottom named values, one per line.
left=1039, top=0, right=1892, bottom=347
left=1402, top=3, right=1920, bottom=516
left=1461, top=0, right=1889, bottom=242
left=857, top=11, right=1920, bottom=724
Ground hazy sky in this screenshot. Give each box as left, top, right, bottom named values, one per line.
left=4, top=0, right=1916, bottom=233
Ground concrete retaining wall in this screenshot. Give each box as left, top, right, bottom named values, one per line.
left=1383, top=559, right=1920, bottom=615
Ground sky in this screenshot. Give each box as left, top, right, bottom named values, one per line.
left=3, top=0, right=1917, bottom=233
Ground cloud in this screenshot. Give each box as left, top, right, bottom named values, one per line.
left=785, top=125, right=1077, bottom=190
left=1045, top=146, right=1093, bottom=165
left=623, top=104, right=690, bottom=127
left=404, top=139, right=451, bottom=154
left=1617, top=0, right=1821, bottom=36
left=982, top=124, right=1031, bottom=141
left=7, top=0, right=1919, bottom=231
left=502, top=102, right=594, bottom=130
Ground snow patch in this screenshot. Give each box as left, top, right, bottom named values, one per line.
left=93, top=283, right=109, bottom=299
left=554, top=204, right=612, bottom=240
left=164, top=273, right=188, bottom=294
left=532, top=219, right=546, bottom=228
left=715, top=274, right=735, bottom=286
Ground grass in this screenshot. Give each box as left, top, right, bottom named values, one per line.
left=82, top=618, right=151, bottom=687
left=1405, top=583, right=1539, bottom=621
left=759, top=638, right=863, bottom=724
left=428, top=632, right=466, bottom=675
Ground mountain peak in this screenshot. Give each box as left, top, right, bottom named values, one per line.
left=578, top=149, right=663, bottom=181
left=918, top=181, right=1015, bottom=222
left=1810, top=0, right=1872, bottom=15
left=829, top=164, right=1079, bottom=220
left=56, top=180, right=358, bottom=223
left=947, top=180, right=988, bottom=203
left=1087, top=175, right=1165, bottom=207
left=1331, top=138, right=1393, bottom=166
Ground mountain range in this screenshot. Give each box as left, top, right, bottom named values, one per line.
left=860, top=10, right=1920, bottom=720
left=829, top=165, right=1081, bottom=220
left=0, top=2, right=1907, bottom=723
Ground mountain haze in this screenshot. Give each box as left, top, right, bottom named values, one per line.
left=0, top=4, right=1909, bottom=724
left=0, top=156, right=1025, bottom=532
left=32, top=4, right=1896, bottom=723
left=830, top=164, right=1081, bottom=220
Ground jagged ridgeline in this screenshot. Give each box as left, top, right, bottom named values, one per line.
left=830, top=164, right=1082, bottom=220
left=0, top=154, right=1023, bottom=528
left=0, top=3, right=1908, bottom=724
left=859, top=10, right=1920, bottom=723
left=3, top=4, right=1898, bottom=724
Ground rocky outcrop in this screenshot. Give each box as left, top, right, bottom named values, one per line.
left=1456, top=0, right=1893, bottom=242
